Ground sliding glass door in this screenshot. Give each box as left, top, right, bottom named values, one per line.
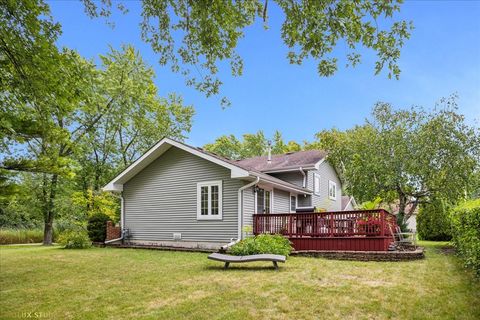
left=256, top=188, right=271, bottom=214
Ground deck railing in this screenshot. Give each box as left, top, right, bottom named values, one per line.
left=253, top=209, right=397, bottom=238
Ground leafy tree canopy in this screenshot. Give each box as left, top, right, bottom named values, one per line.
left=0, top=0, right=194, bottom=243
left=311, top=95, right=480, bottom=220
left=81, top=0, right=413, bottom=105
left=204, top=130, right=304, bottom=159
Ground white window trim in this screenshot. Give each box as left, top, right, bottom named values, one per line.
left=314, top=173, right=321, bottom=195
left=289, top=193, right=297, bottom=213
left=197, top=180, right=223, bottom=220
left=255, top=187, right=273, bottom=214
left=328, top=180, right=337, bottom=200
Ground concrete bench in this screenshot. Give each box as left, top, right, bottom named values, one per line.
left=208, top=253, right=286, bottom=270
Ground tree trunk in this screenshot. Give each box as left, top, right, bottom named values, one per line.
left=43, top=217, right=54, bottom=245
left=42, top=173, right=58, bottom=245
left=405, top=201, right=418, bottom=221
left=396, top=189, right=408, bottom=231
left=398, top=193, right=407, bottom=216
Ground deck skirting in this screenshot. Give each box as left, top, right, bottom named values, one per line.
left=289, top=236, right=393, bottom=251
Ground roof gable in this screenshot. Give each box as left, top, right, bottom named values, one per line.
left=103, top=138, right=250, bottom=191
left=103, top=138, right=311, bottom=194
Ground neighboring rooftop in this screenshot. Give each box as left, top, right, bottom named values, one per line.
left=235, top=149, right=327, bottom=172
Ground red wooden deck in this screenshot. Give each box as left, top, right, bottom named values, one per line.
left=253, top=210, right=397, bottom=251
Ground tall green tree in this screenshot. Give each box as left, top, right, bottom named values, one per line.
left=0, top=1, right=194, bottom=244
left=204, top=131, right=267, bottom=159
left=82, top=0, right=413, bottom=104
left=272, top=130, right=287, bottom=154
left=312, top=96, right=480, bottom=224
left=76, top=45, right=194, bottom=192
left=204, top=130, right=303, bottom=159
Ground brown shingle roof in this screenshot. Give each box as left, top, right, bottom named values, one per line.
left=192, top=145, right=312, bottom=193
left=235, top=150, right=327, bottom=172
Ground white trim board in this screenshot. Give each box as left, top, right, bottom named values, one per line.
left=196, top=180, right=223, bottom=220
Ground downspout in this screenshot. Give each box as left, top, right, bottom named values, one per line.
left=237, top=176, right=260, bottom=240
left=105, top=193, right=125, bottom=244
left=299, top=167, right=306, bottom=188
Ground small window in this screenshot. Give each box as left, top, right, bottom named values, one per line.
left=290, top=195, right=297, bottom=212
left=197, top=181, right=222, bottom=220
left=314, top=173, right=320, bottom=195
left=328, top=180, right=337, bottom=200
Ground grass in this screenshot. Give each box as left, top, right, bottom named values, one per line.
left=1, top=242, right=479, bottom=320
left=0, top=228, right=43, bottom=244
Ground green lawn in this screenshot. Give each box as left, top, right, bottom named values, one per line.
left=1, top=242, right=479, bottom=320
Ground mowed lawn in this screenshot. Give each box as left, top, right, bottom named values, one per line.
left=1, top=242, right=479, bottom=320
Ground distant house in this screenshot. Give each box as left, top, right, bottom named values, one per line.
left=103, top=138, right=343, bottom=249
left=388, top=202, right=418, bottom=232
left=341, top=196, right=357, bottom=211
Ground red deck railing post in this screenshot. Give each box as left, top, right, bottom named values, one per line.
left=380, top=210, right=385, bottom=237
left=330, top=212, right=334, bottom=237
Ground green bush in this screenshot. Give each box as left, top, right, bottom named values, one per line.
left=0, top=228, right=44, bottom=244
left=229, top=234, right=293, bottom=256
left=450, top=199, right=480, bottom=276
left=57, top=229, right=91, bottom=249
left=417, top=199, right=452, bottom=241
left=87, top=212, right=110, bottom=242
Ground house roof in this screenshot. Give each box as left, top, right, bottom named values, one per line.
left=192, top=146, right=312, bottom=194
left=235, top=150, right=327, bottom=172
left=103, top=137, right=312, bottom=194
left=341, top=196, right=358, bottom=211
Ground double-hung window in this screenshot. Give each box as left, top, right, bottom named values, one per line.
left=328, top=180, right=337, bottom=200
left=197, top=181, right=222, bottom=220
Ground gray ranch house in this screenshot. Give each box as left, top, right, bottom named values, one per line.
left=103, top=137, right=343, bottom=249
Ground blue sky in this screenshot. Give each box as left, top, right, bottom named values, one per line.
left=48, top=1, right=480, bottom=146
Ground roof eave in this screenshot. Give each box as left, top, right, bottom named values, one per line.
left=254, top=176, right=312, bottom=195
left=261, top=166, right=317, bottom=174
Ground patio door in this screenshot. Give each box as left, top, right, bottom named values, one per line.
left=256, top=188, right=271, bottom=214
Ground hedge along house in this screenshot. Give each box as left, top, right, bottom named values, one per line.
left=103, top=137, right=343, bottom=250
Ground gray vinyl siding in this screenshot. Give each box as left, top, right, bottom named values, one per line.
left=242, top=186, right=255, bottom=236
left=123, top=147, right=242, bottom=243
left=308, top=161, right=342, bottom=211
left=270, top=172, right=304, bottom=188
left=241, top=187, right=291, bottom=236
left=273, top=188, right=290, bottom=213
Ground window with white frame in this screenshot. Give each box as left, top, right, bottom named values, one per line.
left=290, top=194, right=297, bottom=212
left=328, top=180, right=337, bottom=200
left=197, top=181, right=222, bottom=219
left=314, top=173, right=321, bottom=195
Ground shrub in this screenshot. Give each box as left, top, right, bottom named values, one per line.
left=57, top=229, right=91, bottom=249
left=450, top=199, right=480, bottom=276
left=229, top=234, right=293, bottom=256
left=417, top=199, right=452, bottom=241
left=87, top=212, right=110, bottom=242
left=0, top=228, right=44, bottom=244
